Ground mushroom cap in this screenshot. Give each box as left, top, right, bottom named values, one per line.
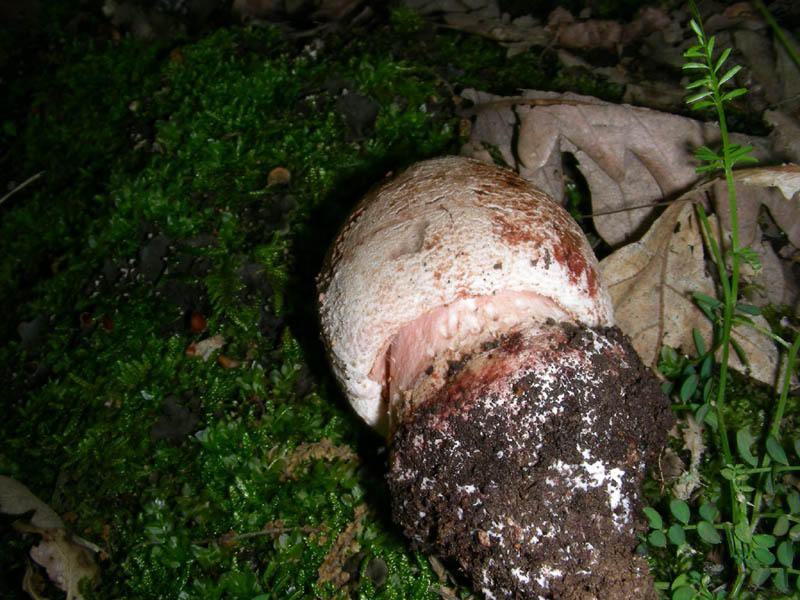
left=317, top=156, right=613, bottom=431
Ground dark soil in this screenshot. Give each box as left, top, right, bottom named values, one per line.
left=388, top=323, right=673, bottom=599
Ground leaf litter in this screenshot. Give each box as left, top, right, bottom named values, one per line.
left=0, top=476, right=99, bottom=599
left=459, top=90, right=799, bottom=388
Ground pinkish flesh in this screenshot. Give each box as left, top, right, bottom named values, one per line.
left=369, top=290, right=570, bottom=405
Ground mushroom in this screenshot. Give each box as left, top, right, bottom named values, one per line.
left=317, top=156, right=672, bottom=599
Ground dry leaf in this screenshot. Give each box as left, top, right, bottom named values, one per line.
left=0, top=475, right=63, bottom=529
left=731, top=165, right=800, bottom=250
left=672, top=415, right=705, bottom=501
left=185, top=334, right=225, bottom=360
left=27, top=528, right=98, bottom=600
left=1, top=477, right=99, bottom=599
left=514, top=91, right=773, bottom=246
left=707, top=176, right=799, bottom=307
left=599, top=201, right=779, bottom=386
left=460, top=90, right=790, bottom=247
left=459, top=88, right=517, bottom=168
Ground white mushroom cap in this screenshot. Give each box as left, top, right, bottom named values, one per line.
left=317, top=156, right=613, bottom=433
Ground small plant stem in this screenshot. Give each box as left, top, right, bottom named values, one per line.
left=748, top=332, right=800, bottom=534
left=690, top=14, right=752, bottom=593
left=709, top=36, right=742, bottom=469
left=753, top=0, right=800, bottom=73
left=768, top=331, right=800, bottom=438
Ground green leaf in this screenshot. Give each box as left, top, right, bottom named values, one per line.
left=767, top=436, right=789, bottom=465
left=718, top=64, right=742, bottom=85
left=788, top=490, right=800, bottom=514
left=753, top=534, right=776, bottom=548
left=695, top=402, right=712, bottom=425
left=734, top=518, right=752, bottom=543
left=680, top=374, right=699, bottom=403
left=753, top=547, right=775, bottom=565
left=687, top=90, right=713, bottom=104
left=729, top=143, right=753, bottom=156
left=692, top=328, right=706, bottom=355
left=671, top=573, right=691, bottom=588
left=649, top=530, right=667, bottom=548
left=730, top=147, right=757, bottom=165
left=683, top=61, right=709, bottom=70
left=774, top=514, right=790, bottom=537
left=644, top=506, right=663, bottom=530
left=696, top=161, right=722, bottom=172
left=735, top=303, right=761, bottom=316
left=698, top=503, right=718, bottom=522
left=730, top=337, right=749, bottom=366
left=721, top=87, right=747, bottom=102
left=670, top=499, right=691, bottom=524
left=772, top=515, right=789, bottom=537
left=700, top=357, right=712, bottom=381
left=683, top=45, right=704, bottom=58
left=686, top=77, right=711, bottom=90
left=695, top=145, right=721, bottom=160
left=691, top=100, right=716, bottom=111
left=774, top=568, right=789, bottom=592
left=795, top=437, right=800, bottom=459
left=697, top=520, right=722, bottom=544
left=714, top=48, right=732, bottom=73
left=693, top=291, right=722, bottom=310
left=689, top=19, right=704, bottom=39
left=672, top=585, right=696, bottom=600
left=736, top=429, right=759, bottom=466
left=732, top=154, right=758, bottom=166
left=669, top=524, right=687, bottom=545
left=791, top=523, right=800, bottom=541
left=732, top=314, right=755, bottom=328
left=750, top=568, right=771, bottom=587
left=777, top=540, right=794, bottom=567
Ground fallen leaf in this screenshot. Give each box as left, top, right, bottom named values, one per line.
left=514, top=91, right=773, bottom=246
left=599, top=200, right=779, bottom=385
left=551, top=19, right=623, bottom=50
left=185, top=334, right=225, bottom=360
left=27, top=528, right=98, bottom=600
left=706, top=175, right=799, bottom=307
left=736, top=164, right=800, bottom=205
left=1, top=477, right=99, bottom=599
left=217, top=354, right=242, bottom=369
left=459, top=88, right=517, bottom=168
left=0, top=475, right=63, bottom=529
left=672, top=415, right=705, bottom=501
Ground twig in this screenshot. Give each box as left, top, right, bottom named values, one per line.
left=0, top=171, right=45, bottom=206
left=192, top=524, right=322, bottom=546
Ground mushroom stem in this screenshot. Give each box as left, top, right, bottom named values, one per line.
left=387, top=322, right=670, bottom=599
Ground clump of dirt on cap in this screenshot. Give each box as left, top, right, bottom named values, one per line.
left=387, top=324, right=672, bottom=600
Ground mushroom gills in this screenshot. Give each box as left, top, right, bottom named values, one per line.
left=372, top=289, right=571, bottom=424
